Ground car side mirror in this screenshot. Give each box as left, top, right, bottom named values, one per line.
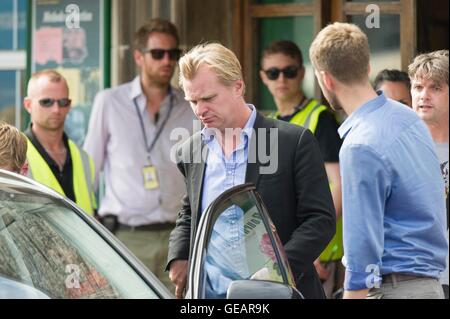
left=226, top=280, right=304, bottom=299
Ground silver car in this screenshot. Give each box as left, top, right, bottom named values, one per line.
left=0, top=169, right=301, bottom=299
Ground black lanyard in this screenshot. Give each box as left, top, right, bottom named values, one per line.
left=133, top=91, right=174, bottom=162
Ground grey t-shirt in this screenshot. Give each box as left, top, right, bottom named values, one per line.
left=435, top=142, right=449, bottom=286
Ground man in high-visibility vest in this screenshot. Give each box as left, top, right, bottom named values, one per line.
left=260, top=40, right=343, bottom=298
left=23, top=70, right=96, bottom=215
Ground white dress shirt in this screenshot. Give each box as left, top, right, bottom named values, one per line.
left=84, top=77, right=197, bottom=226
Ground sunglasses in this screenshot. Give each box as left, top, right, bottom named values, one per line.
left=140, top=48, right=182, bottom=61
left=38, top=98, right=71, bottom=108
left=263, top=66, right=300, bottom=80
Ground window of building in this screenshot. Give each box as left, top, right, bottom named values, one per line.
left=0, top=0, right=27, bottom=128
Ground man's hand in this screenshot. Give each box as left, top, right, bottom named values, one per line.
left=169, top=259, right=188, bottom=299
left=343, top=289, right=370, bottom=299
left=250, top=267, right=271, bottom=280
left=313, top=258, right=331, bottom=281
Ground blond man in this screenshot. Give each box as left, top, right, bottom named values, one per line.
left=409, top=50, right=449, bottom=298
left=167, top=43, right=335, bottom=299
left=0, top=122, right=28, bottom=174
left=310, top=22, right=447, bottom=299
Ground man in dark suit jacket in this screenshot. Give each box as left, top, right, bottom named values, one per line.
left=167, top=43, right=336, bottom=299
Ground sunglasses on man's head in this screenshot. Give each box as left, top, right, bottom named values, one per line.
left=140, top=48, right=182, bottom=61
left=263, top=65, right=300, bottom=80
left=38, top=98, right=71, bottom=108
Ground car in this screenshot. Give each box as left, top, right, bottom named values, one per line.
left=0, top=169, right=301, bottom=299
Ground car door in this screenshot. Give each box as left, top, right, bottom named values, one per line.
left=187, top=183, right=302, bottom=299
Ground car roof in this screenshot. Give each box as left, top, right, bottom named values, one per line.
left=0, top=169, right=65, bottom=200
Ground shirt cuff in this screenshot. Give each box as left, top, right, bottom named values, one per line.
left=344, top=267, right=382, bottom=291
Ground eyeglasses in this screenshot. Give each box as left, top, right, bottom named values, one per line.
left=140, top=48, right=182, bottom=61
left=263, top=66, right=300, bottom=80
left=38, top=98, right=71, bottom=108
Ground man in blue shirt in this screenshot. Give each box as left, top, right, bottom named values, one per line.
left=310, top=22, right=447, bottom=299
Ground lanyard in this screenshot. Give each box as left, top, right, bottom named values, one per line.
left=133, top=91, right=174, bottom=162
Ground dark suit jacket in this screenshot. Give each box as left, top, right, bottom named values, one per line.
left=167, top=112, right=336, bottom=299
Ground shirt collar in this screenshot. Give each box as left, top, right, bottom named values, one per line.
left=129, top=76, right=175, bottom=114
left=338, top=91, right=387, bottom=139
left=201, top=104, right=257, bottom=146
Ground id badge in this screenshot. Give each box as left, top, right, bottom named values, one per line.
left=142, top=165, right=159, bottom=190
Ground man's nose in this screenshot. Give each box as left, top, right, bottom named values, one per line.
left=196, top=102, right=208, bottom=117
left=277, top=73, right=287, bottom=82
left=419, top=87, right=431, bottom=101
left=49, top=101, right=63, bottom=112
left=161, top=52, right=173, bottom=64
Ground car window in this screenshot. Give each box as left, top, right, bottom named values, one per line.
left=0, top=189, right=159, bottom=299
left=197, top=186, right=295, bottom=299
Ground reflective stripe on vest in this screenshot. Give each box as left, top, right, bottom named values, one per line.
left=269, top=100, right=344, bottom=261
left=289, top=99, right=328, bottom=134
left=26, top=138, right=95, bottom=215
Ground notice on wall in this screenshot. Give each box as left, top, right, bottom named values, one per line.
left=34, top=27, right=64, bottom=65
left=31, top=0, right=105, bottom=146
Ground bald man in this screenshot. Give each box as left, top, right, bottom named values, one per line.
left=23, top=69, right=96, bottom=215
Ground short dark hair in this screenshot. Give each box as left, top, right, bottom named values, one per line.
left=261, top=40, right=304, bottom=68
left=374, top=69, right=411, bottom=90
left=133, top=18, right=180, bottom=50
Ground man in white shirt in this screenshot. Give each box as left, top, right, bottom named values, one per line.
left=84, top=19, right=196, bottom=291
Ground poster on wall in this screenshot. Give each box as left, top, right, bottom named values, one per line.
left=31, top=0, right=105, bottom=146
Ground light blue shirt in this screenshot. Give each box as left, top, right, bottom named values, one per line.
left=201, top=104, right=257, bottom=298
left=338, top=92, right=448, bottom=291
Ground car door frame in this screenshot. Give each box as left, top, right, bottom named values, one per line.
left=187, top=183, right=296, bottom=299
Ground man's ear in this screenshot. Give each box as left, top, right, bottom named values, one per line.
left=259, top=70, right=269, bottom=86
left=234, top=79, right=245, bottom=97
left=23, top=97, right=32, bottom=114
left=20, top=162, right=29, bottom=176
left=298, top=66, right=306, bottom=82
left=134, top=49, right=143, bottom=67
left=321, top=71, right=334, bottom=91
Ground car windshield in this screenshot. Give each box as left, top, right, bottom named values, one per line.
left=0, top=187, right=159, bottom=299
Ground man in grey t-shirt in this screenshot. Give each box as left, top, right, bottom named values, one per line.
left=410, top=50, right=449, bottom=298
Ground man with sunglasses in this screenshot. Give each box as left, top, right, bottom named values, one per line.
left=23, top=69, right=96, bottom=215
left=260, top=40, right=344, bottom=298
left=83, top=19, right=195, bottom=291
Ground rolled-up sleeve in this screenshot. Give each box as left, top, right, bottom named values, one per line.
left=340, top=144, right=390, bottom=290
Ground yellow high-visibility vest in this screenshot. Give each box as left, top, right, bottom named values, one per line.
left=26, top=138, right=96, bottom=215
left=270, top=99, right=344, bottom=261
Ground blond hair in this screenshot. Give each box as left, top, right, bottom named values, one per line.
left=178, top=43, right=245, bottom=95
left=27, top=69, right=69, bottom=97
left=0, top=122, right=27, bottom=173
left=309, top=22, right=370, bottom=84
left=408, top=50, right=449, bottom=85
